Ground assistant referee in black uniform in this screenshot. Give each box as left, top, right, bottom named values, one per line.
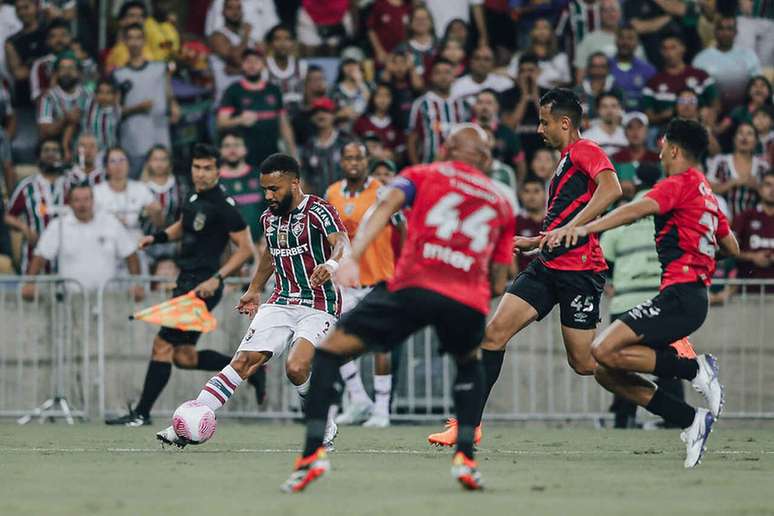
left=108, top=143, right=262, bottom=426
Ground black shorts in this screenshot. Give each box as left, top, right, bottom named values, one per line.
left=506, top=260, right=605, bottom=330
left=337, top=283, right=485, bottom=357
left=158, top=271, right=224, bottom=346
left=619, top=282, right=708, bottom=348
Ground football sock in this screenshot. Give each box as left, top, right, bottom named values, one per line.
left=653, top=349, right=699, bottom=380
left=295, top=375, right=311, bottom=402
left=302, top=349, right=343, bottom=457
left=197, top=365, right=242, bottom=411
left=340, top=360, right=372, bottom=405
left=454, top=359, right=484, bottom=459
left=135, top=361, right=171, bottom=417
left=645, top=387, right=696, bottom=429
left=373, top=374, right=392, bottom=418
left=477, top=349, right=505, bottom=425
left=196, top=350, right=231, bottom=371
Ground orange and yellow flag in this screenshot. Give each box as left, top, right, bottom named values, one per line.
left=130, top=291, right=217, bottom=333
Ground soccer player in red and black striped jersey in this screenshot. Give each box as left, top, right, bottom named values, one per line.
left=429, top=88, right=623, bottom=447
left=561, top=119, right=740, bottom=468
left=155, top=153, right=350, bottom=450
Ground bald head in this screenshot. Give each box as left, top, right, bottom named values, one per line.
left=445, top=124, right=491, bottom=171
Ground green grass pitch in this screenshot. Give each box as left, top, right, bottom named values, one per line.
left=1, top=421, right=772, bottom=516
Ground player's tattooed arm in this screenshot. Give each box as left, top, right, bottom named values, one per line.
left=310, top=232, right=350, bottom=287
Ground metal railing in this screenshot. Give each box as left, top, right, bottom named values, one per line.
left=3, top=276, right=772, bottom=422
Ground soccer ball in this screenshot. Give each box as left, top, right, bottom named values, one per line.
left=172, top=400, right=217, bottom=444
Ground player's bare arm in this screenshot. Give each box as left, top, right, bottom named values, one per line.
left=545, top=169, right=622, bottom=248
left=310, top=231, right=350, bottom=287
left=489, top=263, right=509, bottom=297
left=237, top=248, right=275, bottom=318
left=563, top=197, right=661, bottom=247
left=718, top=232, right=740, bottom=258
left=138, top=218, right=185, bottom=250
left=195, top=227, right=253, bottom=298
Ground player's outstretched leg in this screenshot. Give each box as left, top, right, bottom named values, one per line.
left=363, top=352, right=392, bottom=428
left=450, top=353, right=485, bottom=491
left=335, top=359, right=373, bottom=425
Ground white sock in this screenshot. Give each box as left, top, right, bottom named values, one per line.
left=295, top=376, right=311, bottom=400
left=197, top=365, right=242, bottom=411
left=340, top=359, right=372, bottom=405
left=373, top=374, right=392, bottom=417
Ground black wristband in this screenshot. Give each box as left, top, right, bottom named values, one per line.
left=213, top=272, right=224, bottom=284
left=153, top=231, right=169, bottom=244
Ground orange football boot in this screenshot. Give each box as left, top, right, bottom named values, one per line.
left=451, top=452, right=484, bottom=490
left=428, top=418, right=483, bottom=447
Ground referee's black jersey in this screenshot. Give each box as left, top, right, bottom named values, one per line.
left=176, top=185, right=247, bottom=274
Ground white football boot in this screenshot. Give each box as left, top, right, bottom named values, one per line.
left=680, top=408, right=715, bottom=468
left=691, top=354, right=724, bottom=417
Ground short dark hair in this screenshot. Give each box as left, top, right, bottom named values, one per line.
left=259, top=153, right=300, bottom=177
left=266, top=24, right=294, bottom=43
left=47, top=18, right=71, bottom=35
left=477, top=88, right=500, bottom=103
left=540, top=88, right=583, bottom=128
left=663, top=118, right=709, bottom=162
left=67, top=181, right=92, bottom=199
left=96, top=77, right=117, bottom=92
left=617, top=23, right=637, bottom=35
left=191, top=143, right=222, bottom=167
left=37, top=136, right=62, bottom=157
left=518, top=52, right=539, bottom=67
left=219, top=128, right=245, bottom=145
left=103, top=145, right=127, bottom=168
left=595, top=91, right=621, bottom=110
left=123, top=22, right=144, bottom=37
left=431, top=57, right=454, bottom=71
left=118, top=0, right=147, bottom=20
left=522, top=175, right=546, bottom=189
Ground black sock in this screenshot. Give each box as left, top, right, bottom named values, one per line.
left=196, top=350, right=231, bottom=371
left=477, top=349, right=505, bottom=425
left=302, top=349, right=343, bottom=457
left=653, top=349, right=699, bottom=380
left=454, top=359, right=485, bottom=459
left=134, top=361, right=171, bottom=417
left=644, top=388, right=696, bottom=429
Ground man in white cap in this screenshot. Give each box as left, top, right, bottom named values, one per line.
left=612, top=111, right=660, bottom=199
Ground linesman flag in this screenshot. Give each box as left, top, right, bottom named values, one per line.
left=130, top=291, right=217, bottom=333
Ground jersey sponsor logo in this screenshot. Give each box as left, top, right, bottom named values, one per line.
left=310, top=204, right=334, bottom=227
left=422, top=242, right=474, bottom=272
left=749, top=235, right=774, bottom=249
left=193, top=212, right=207, bottom=231
left=751, top=220, right=762, bottom=230
left=270, top=243, right=309, bottom=257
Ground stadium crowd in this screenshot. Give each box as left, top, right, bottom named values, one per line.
left=0, top=0, right=772, bottom=298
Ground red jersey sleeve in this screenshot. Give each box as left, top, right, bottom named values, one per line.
left=492, top=204, right=516, bottom=265
left=646, top=175, right=682, bottom=215
left=716, top=209, right=731, bottom=239
left=572, top=140, right=615, bottom=180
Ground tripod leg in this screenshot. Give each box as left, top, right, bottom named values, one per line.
left=59, top=398, right=74, bottom=425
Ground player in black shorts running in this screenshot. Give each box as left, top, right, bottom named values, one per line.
left=429, top=88, right=623, bottom=447
left=106, top=143, right=261, bottom=426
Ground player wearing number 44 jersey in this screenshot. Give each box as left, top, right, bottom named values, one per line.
left=429, top=89, right=623, bottom=448
left=156, top=153, right=349, bottom=451
left=281, top=124, right=515, bottom=493
left=560, top=119, right=740, bottom=468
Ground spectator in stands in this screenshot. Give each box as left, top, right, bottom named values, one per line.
left=217, top=48, right=296, bottom=167
left=501, top=52, right=545, bottom=164
left=425, top=0, right=488, bottom=48
left=6, top=138, right=68, bottom=273
left=693, top=15, right=762, bottom=115
left=22, top=183, right=143, bottom=299
left=265, top=24, right=307, bottom=118
left=407, top=58, right=467, bottom=164
left=483, top=0, right=516, bottom=65
left=582, top=92, right=627, bottom=156
left=141, top=145, right=182, bottom=279
left=736, top=0, right=774, bottom=69
left=37, top=51, right=92, bottom=163
left=208, top=0, right=257, bottom=107
left=380, top=50, right=423, bottom=129
left=67, top=132, right=105, bottom=187
left=82, top=78, right=121, bottom=152
left=472, top=88, right=525, bottom=181
left=40, top=0, right=75, bottom=22
left=0, top=3, right=22, bottom=84
left=437, top=38, right=467, bottom=79
left=707, top=122, right=771, bottom=219
left=507, top=18, right=570, bottom=90
left=94, top=147, right=161, bottom=248
left=555, top=0, right=603, bottom=53
left=0, top=82, right=15, bottom=196
left=367, top=0, right=410, bottom=66
left=574, top=0, right=635, bottom=82
left=624, top=0, right=692, bottom=69
left=301, top=96, right=351, bottom=195
left=217, top=130, right=264, bottom=249
left=482, top=126, right=518, bottom=211
left=733, top=171, right=774, bottom=289
left=206, top=0, right=279, bottom=47
left=642, top=34, right=720, bottom=132
left=29, top=18, right=72, bottom=102
left=611, top=112, right=660, bottom=199
left=144, top=1, right=180, bottom=63
left=727, top=76, right=773, bottom=127
left=528, top=147, right=558, bottom=188
left=331, top=57, right=372, bottom=131
left=673, top=87, right=722, bottom=158
left=574, top=52, right=622, bottom=125
left=114, top=23, right=180, bottom=179
left=514, top=176, right=546, bottom=274
left=353, top=83, right=405, bottom=164
left=395, top=5, right=436, bottom=79
left=609, top=24, right=656, bottom=112
left=293, top=64, right=329, bottom=144
left=104, top=1, right=153, bottom=73
left=451, top=45, right=512, bottom=104
left=0, top=195, right=12, bottom=273
left=5, top=0, right=47, bottom=107
left=753, top=106, right=774, bottom=163
left=297, top=0, right=353, bottom=56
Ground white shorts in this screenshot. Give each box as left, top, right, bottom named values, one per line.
left=341, top=286, right=374, bottom=314
left=236, top=304, right=338, bottom=362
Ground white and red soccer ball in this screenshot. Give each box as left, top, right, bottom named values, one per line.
left=172, top=400, right=217, bottom=444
